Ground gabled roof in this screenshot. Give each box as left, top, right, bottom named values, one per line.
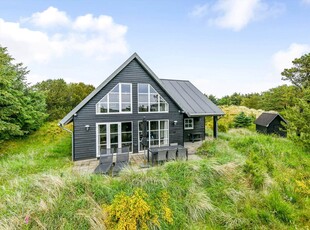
left=254, top=112, right=287, bottom=127
left=161, top=79, right=224, bottom=116
left=59, top=53, right=180, bottom=125
left=59, top=53, right=224, bottom=125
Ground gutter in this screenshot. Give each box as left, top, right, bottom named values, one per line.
left=59, top=123, right=74, bottom=161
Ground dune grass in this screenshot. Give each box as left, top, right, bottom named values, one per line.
left=0, top=122, right=309, bottom=229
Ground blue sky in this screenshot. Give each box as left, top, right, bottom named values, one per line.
left=0, top=0, right=309, bottom=97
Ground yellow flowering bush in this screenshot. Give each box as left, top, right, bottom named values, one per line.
left=103, top=189, right=174, bottom=229
left=103, top=188, right=159, bottom=230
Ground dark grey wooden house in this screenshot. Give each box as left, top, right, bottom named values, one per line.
left=254, top=112, right=287, bottom=137
left=59, top=53, right=224, bottom=161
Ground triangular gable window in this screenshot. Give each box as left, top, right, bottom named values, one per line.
left=96, top=83, right=132, bottom=114
left=138, top=84, right=169, bottom=112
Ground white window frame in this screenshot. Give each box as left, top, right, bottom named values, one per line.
left=184, top=118, right=194, bottom=130
left=96, top=83, right=132, bottom=114
left=138, top=119, right=169, bottom=152
left=138, top=83, right=169, bottom=113
left=96, top=121, right=133, bottom=157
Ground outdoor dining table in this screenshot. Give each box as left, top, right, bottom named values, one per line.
left=147, top=145, right=187, bottom=166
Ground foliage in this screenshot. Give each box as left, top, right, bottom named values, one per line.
left=104, top=188, right=159, bottom=230
left=0, top=46, right=47, bottom=141
left=33, top=79, right=94, bottom=121
left=281, top=53, right=310, bottom=150
left=281, top=53, right=310, bottom=89
left=206, top=94, right=218, bottom=104
left=284, top=87, right=310, bottom=150
left=206, top=106, right=261, bottom=133
left=233, top=112, right=254, bottom=128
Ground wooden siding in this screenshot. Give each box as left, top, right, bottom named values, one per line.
left=73, top=59, right=183, bottom=160
left=183, top=116, right=205, bottom=142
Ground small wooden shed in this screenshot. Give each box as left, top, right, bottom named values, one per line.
left=254, top=112, right=287, bottom=137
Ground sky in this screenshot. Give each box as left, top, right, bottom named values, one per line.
left=0, top=0, right=309, bottom=97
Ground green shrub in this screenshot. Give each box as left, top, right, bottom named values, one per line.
left=233, top=112, right=253, bottom=128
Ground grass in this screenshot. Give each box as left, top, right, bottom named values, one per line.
left=0, top=121, right=309, bottom=229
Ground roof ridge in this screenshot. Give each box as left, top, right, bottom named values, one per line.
left=160, top=78, right=190, bottom=82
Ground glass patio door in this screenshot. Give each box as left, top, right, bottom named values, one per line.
left=97, top=122, right=132, bottom=156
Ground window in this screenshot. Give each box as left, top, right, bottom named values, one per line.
left=96, top=83, right=132, bottom=114
left=97, top=122, right=133, bottom=156
left=138, top=84, right=168, bottom=113
left=138, top=120, right=169, bottom=151
left=184, top=118, right=194, bottom=130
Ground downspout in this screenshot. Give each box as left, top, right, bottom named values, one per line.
left=59, top=123, right=74, bottom=161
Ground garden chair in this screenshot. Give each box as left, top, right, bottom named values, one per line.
left=112, top=147, right=130, bottom=176
left=177, top=148, right=188, bottom=160
left=156, top=150, right=167, bottom=165
left=167, top=149, right=177, bottom=161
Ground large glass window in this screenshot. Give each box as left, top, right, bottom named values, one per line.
left=138, top=84, right=168, bottom=113
left=97, top=122, right=132, bottom=156
left=96, top=83, right=132, bottom=114
left=138, top=120, right=169, bottom=151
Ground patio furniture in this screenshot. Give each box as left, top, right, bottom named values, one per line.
left=94, top=153, right=113, bottom=174
left=170, top=143, right=178, bottom=146
left=167, top=149, right=177, bottom=161
left=112, top=147, right=130, bottom=176
left=177, top=148, right=188, bottom=160
left=156, top=150, right=167, bottom=165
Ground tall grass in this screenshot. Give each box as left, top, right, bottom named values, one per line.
left=0, top=122, right=309, bottom=229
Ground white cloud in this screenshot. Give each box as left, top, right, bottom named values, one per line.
left=0, top=19, right=63, bottom=63
left=0, top=7, right=128, bottom=64
left=26, top=6, right=70, bottom=27
left=272, top=43, right=310, bottom=74
left=190, top=0, right=285, bottom=31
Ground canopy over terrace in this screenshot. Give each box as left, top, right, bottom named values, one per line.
left=160, top=79, right=224, bottom=138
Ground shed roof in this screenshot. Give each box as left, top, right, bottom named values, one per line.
left=254, top=112, right=287, bottom=127
left=160, top=79, right=224, bottom=116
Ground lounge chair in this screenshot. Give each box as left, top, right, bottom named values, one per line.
left=112, top=147, right=130, bottom=176
left=94, top=153, right=113, bottom=174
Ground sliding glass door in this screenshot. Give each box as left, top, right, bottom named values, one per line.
left=97, top=122, right=132, bottom=156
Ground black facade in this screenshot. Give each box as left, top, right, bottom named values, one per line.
left=183, top=116, right=205, bottom=142
left=72, top=59, right=185, bottom=160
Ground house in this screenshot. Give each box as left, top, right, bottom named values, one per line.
left=254, top=112, right=287, bottom=137
left=59, top=53, right=224, bottom=161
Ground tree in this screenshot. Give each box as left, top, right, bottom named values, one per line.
left=206, top=94, right=218, bottom=104
left=281, top=53, right=310, bottom=150
left=281, top=53, right=310, bottom=89
left=0, top=46, right=47, bottom=140
left=33, top=79, right=94, bottom=121
left=233, top=112, right=253, bottom=128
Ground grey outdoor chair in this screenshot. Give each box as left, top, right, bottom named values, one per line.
left=177, top=148, right=187, bottom=160
left=112, top=147, right=130, bottom=176
left=167, top=149, right=177, bottom=161
left=156, top=150, right=167, bottom=164
left=94, top=153, right=113, bottom=174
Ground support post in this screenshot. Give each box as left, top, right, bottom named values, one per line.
left=213, top=116, right=218, bottom=138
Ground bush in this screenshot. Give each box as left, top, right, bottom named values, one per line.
left=233, top=112, right=253, bottom=128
